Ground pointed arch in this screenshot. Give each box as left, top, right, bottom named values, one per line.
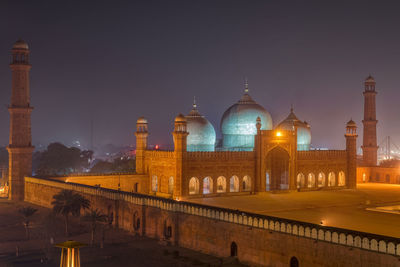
left=318, top=172, right=325, bottom=187
left=328, top=172, right=335, bottom=187
left=307, top=173, right=315, bottom=188
left=297, top=173, right=305, bottom=189
left=151, top=175, right=158, bottom=192
left=338, top=171, right=345, bottom=186
left=217, top=176, right=226, bottom=193
left=203, top=176, right=213, bottom=194
left=242, top=175, right=251, bottom=191
left=230, top=175, right=239, bottom=192
left=189, top=177, right=199, bottom=195
left=168, top=176, right=174, bottom=194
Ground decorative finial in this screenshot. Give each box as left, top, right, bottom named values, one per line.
left=193, top=96, right=197, bottom=109
left=290, top=104, right=294, bottom=113
left=244, top=78, right=249, bottom=93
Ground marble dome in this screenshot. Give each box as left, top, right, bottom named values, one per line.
left=277, top=107, right=311, bottom=151
left=221, top=87, right=273, bottom=151
left=185, top=103, right=216, bottom=152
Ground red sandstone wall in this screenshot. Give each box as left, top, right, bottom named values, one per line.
left=357, top=167, right=400, bottom=184
left=24, top=177, right=400, bottom=267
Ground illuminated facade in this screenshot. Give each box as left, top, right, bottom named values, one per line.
left=135, top=88, right=357, bottom=199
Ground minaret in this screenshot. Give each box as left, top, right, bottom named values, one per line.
left=173, top=114, right=188, bottom=198
left=8, top=39, right=34, bottom=201
left=135, top=117, right=148, bottom=174
left=345, top=119, right=358, bottom=189
left=362, top=75, right=378, bottom=166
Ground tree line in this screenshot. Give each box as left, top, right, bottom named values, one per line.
left=0, top=142, right=136, bottom=177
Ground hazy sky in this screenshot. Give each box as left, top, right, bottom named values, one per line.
left=0, top=0, right=399, bottom=151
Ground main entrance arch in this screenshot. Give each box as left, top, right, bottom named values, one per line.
left=265, top=146, right=290, bottom=190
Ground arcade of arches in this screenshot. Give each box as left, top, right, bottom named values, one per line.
left=188, top=175, right=252, bottom=195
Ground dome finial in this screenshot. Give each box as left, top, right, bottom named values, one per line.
left=193, top=96, right=197, bottom=109
left=290, top=104, right=294, bottom=113
left=244, top=77, right=249, bottom=93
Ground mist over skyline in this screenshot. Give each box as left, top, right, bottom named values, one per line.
left=1, top=0, right=400, bottom=150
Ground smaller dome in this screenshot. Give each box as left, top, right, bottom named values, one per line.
left=13, top=39, right=28, bottom=50
left=346, top=119, right=356, bottom=128
left=175, top=113, right=186, bottom=123
left=137, top=117, right=147, bottom=124
left=277, top=107, right=311, bottom=151
left=185, top=102, right=216, bottom=152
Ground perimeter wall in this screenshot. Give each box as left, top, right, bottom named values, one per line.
left=24, top=177, right=400, bottom=267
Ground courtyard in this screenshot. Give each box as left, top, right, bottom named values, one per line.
left=188, top=183, right=400, bottom=238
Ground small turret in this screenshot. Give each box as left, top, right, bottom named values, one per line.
left=345, top=119, right=358, bottom=189
left=173, top=114, right=188, bottom=152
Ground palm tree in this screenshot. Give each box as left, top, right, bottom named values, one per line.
left=18, top=206, right=38, bottom=240
left=83, top=209, right=107, bottom=246
left=51, top=190, right=90, bottom=236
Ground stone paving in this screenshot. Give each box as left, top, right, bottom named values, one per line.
left=188, top=183, right=400, bottom=238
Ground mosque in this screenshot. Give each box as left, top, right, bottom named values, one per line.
left=134, top=82, right=357, bottom=199
left=6, top=39, right=357, bottom=201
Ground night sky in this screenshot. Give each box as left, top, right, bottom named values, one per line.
left=1, top=1, right=399, bottom=151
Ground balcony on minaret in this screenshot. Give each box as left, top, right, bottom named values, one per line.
left=364, top=75, right=376, bottom=92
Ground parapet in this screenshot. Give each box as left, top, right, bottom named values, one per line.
left=297, top=150, right=347, bottom=160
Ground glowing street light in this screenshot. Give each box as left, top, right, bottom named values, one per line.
left=56, top=240, right=86, bottom=267
left=276, top=131, right=282, bottom=137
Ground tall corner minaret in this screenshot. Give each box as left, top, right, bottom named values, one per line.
left=361, top=75, right=378, bottom=166
left=7, top=39, right=34, bottom=201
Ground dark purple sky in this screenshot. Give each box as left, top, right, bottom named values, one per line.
left=1, top=0, right=399, bottom=151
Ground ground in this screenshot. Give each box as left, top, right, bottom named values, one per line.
left=0, top=199, right=246, bottom=267
left=189, top=183, right=400, bottom=238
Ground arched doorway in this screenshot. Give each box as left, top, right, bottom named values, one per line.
left=230, top=242, right=237, bottom=257
left=266, top=146, right=290, bottom=190
left=290, top=256, right=299, bottom=267
left=266, top=171, right=270, bottom=191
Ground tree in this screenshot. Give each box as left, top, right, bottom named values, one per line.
left=35, top=143, right=93, bottom=176
left=18, top=206, right=38, bottom=240
left=51, top=190, right=90, bottom=236
left=83, top=209, right=107, bottom=246
left=90, top=157, right=135, bottom=173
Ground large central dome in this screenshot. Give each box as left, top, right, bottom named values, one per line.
left=221, top=85, right=273, bottom=151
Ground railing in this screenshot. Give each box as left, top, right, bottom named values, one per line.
left=25, top=177, right=400, bottom=256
